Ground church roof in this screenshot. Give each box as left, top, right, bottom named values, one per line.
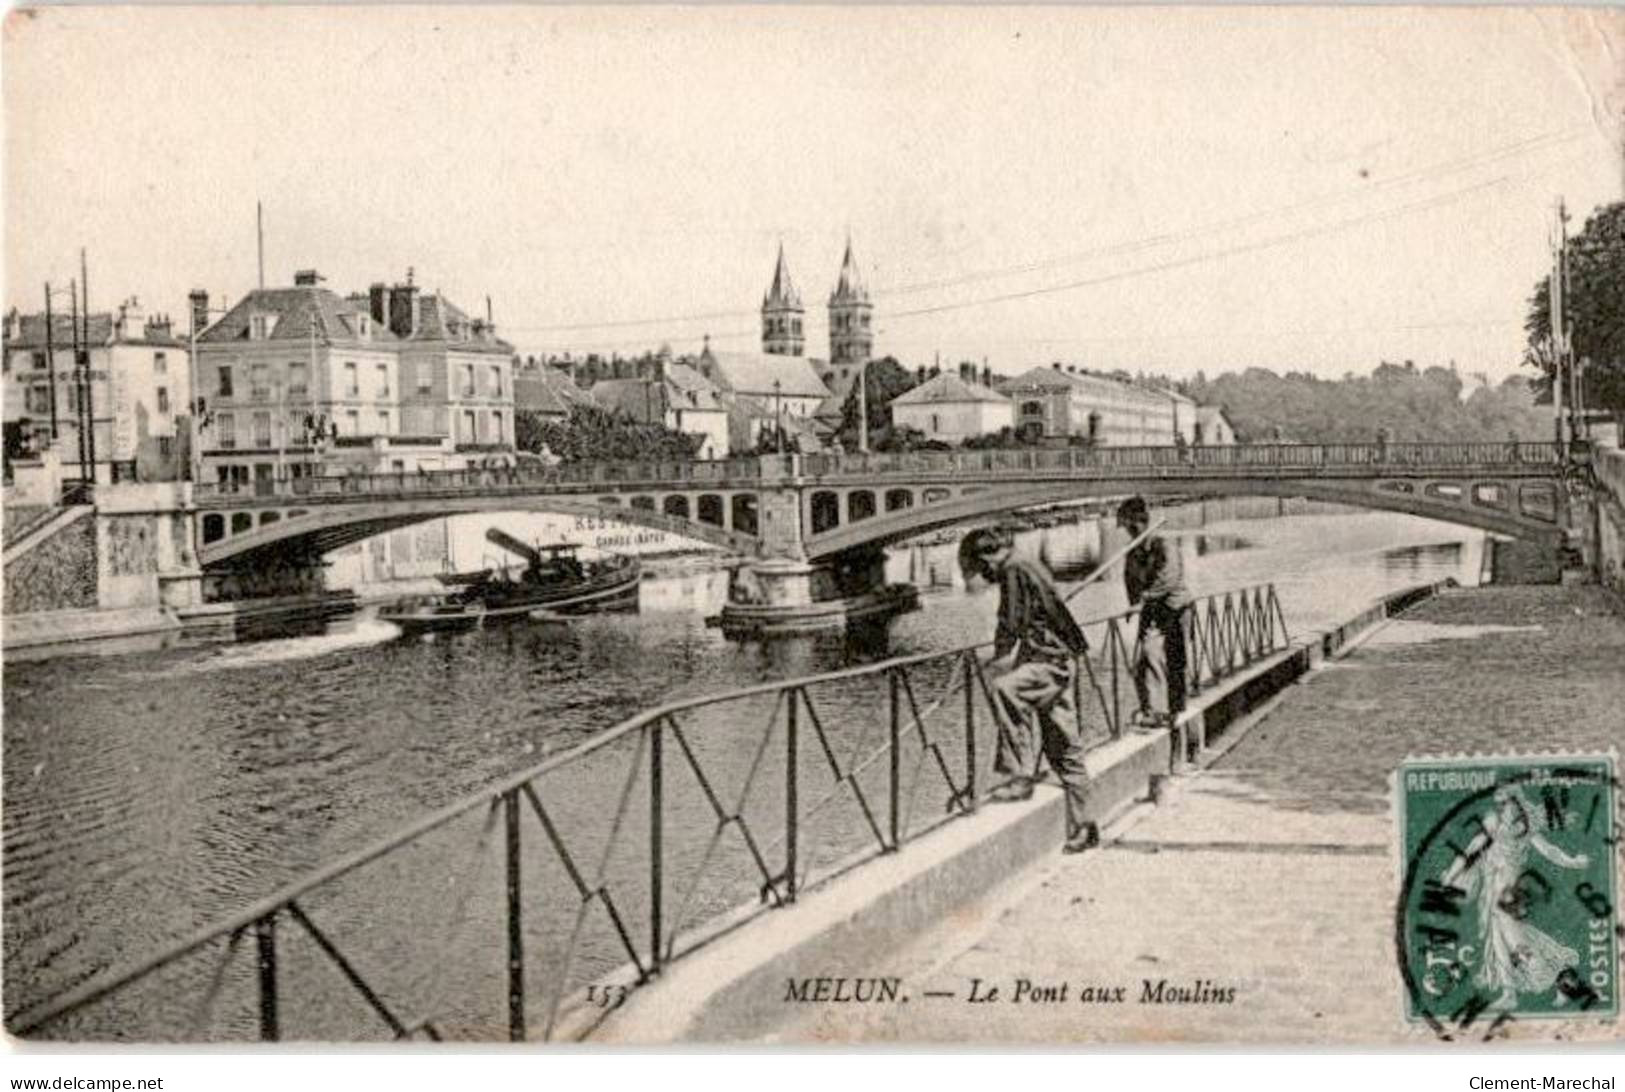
left=762, top=243, right=802, bottom=310
left=698, top=348, right=831, bottom=399
left=829, top=237, right=870, bottom=305
left=892, top=372, right=1011, bottom=406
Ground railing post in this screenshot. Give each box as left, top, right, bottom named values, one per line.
left=888, top=670, right=901, bottom=849
left=785, top=687, right=799, bottom=902
left=963, top=651, right=977, bottom=812
left=503, top=788, right=525, bottom=1041
left=255, top=912, right=279, bottom=1042
left=649, top=720, right=664, bottom=974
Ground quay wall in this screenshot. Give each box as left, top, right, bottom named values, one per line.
left=590, top=579, right=1455, bottom=1043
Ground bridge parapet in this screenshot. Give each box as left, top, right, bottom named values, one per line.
left=9, top=585, right=1288, bottom=1043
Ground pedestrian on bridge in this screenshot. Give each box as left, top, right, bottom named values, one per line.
left=957, top=527, right=1099, bottom=855
left=1116, top=496, right=1192, bottom=730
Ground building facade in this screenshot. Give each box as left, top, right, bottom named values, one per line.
left=1194, top=405, right=1237, bottom=446
left=996, top=365, right=1199, bottom=447
left=194, top=270, right=513, bottom=488
left=3, top=298, right=190, bottom=484
left=889, top=369, right=1014, bottom=444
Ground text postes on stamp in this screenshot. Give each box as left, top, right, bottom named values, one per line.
left=1396, top=754, right=1619, bottom=1036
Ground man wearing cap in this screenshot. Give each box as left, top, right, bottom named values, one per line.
left=1116, top=496, right=1192, bottom=727
left=958, top=527, right=1099, bottom=854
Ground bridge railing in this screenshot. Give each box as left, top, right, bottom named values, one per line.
left=8, top=584, right=1287, bottom=1043
left=802, top=441, right=1560, bottom=478
left=188, top=442, right=1561, bottom=505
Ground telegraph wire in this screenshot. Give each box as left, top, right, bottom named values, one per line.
left=501, top=128, right=1581, bottom=336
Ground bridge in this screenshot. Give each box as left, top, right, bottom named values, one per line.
left=191, top=442, right=1569, bottom=584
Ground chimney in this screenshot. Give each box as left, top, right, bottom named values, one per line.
left=368, top=283, right=388, bottom=325
left=146, top=313, right=172, bottom=341
left=1052, top=361, right=1062, bottom=370
left=188, top=289, right=210, bottom=336
left=293, top=269, right=323, bottom=287
left=388, top=281, right=419, bottom=338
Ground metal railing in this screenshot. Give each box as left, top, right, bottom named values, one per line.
left=10, top=586, right=1289, bottom=1042
left=189, top=443, right=1563, bottom=505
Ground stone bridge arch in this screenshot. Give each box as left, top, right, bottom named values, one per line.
left=197, top=493, right=759, bottom=571
left=801, top=476, right=1566, bottom=560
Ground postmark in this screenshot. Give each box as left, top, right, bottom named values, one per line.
left=1395, top=754, right=1620, bottom=1039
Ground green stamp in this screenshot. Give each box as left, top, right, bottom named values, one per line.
left=1396, top=754, right=1619, bottom=1036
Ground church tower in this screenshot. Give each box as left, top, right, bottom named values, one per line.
left=760, top=244, right=804, bottom=356
left=827, top=236, right=873, bottom=369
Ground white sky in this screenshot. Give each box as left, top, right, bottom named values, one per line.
left=5, top=6, right=1622, bottom=383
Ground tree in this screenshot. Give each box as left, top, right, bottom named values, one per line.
left=835, top=356, right=918, bottom=450
left=1524, top=200, right=1625, bottom=419
left=515, top=405, right=703, bottom=462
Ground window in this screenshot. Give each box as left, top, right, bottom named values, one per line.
left=154, top=352, right=167, bottom=374
left=249, top=363, right=271, bottom=401
left=356, top=315, right=371, bottom=339
left=376, top=409, right=392, bottom=435
left=32, top=351, right=47, bottom=370
left=26, top=385, right=50, bottom=414
left=931, top=413, right=940, bottom=433
left=461, top=409, right=476, bottom=441
left=460, top=364, right=475, bottom=398
left=217, top=412, right=236, bottom=449
left=345, top=409, right=359, bottom=435
left=344, top=361, right=359, bottom=397
left=218, top=365, right=234, bottom=398
left=376, top=363, right=390, bottom=398
left=489, top=365, right=502, bottom=397
left=156, top=387, right=170, bottom=415
left=158, top=436, right=173, bottom=459
left=253, top=411, right=272, bottom=448
left=416, top=361, right=433, bottom=395
left=287, top=362, right=307, bottom=398
left=492, top=410, right=504, bottom=443
left=249, top=314, right=272, bottom=340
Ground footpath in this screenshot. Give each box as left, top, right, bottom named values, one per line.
left=767, top=585, right=1625, bottom=1045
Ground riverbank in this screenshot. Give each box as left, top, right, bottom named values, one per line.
left=751, top=583, right=1624, bottom=1044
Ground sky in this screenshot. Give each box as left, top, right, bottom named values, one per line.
left=5, top=5, right=1622, bottom=384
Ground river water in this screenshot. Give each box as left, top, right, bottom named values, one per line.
left=3, top=508, right=1486, bottom=1039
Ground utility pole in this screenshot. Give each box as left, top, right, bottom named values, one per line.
left=857, top=359, right=869, bottom=454
left=43, top=283, right=59, bottom=439
left=70, top=280, right=88, bottom=486
left=80, top=249, right=98, bottom=480
left=1550, top=199, right=1567, bottom=450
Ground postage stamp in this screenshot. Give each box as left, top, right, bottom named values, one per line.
left=1396, top=754, right=1620, bottom=1035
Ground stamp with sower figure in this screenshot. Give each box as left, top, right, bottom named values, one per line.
left=1396, top=754, right=1619, bottom=1038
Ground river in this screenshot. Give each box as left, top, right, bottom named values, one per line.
left=3, top=508, right=1486, bottom=1039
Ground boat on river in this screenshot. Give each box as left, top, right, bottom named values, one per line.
left=380, top=531, right=640, bottom=635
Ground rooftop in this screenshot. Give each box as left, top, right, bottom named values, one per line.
left=891, top=371, right=1011, bottom=406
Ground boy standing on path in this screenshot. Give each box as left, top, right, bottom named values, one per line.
left=1116, top=496, right=1192, bottom=727
left=958, top=527, right=1100, bottom=854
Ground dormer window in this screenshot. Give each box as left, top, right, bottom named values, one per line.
left=356, top=315, right=371, bottom=340
left=249, top=313, right=273, bottom=340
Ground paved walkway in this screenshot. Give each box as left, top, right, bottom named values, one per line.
left=772, top=586, right=1625, bottom=1045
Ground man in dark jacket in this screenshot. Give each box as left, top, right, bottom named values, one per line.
left=959, top=527, right=1099, bottom=854
left=1116, top=496, right=1192, bottom=726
